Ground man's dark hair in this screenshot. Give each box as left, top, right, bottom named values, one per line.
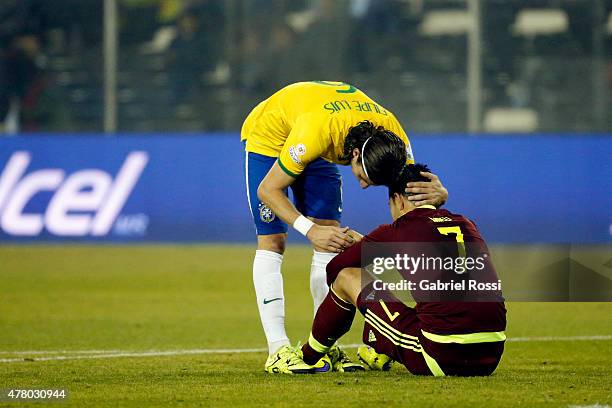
left=388, top=163, right=431, bottom=198
left=341, top=121, right=407, bottom=185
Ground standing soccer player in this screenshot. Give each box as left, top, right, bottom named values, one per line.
left=300, top=164, right=506, bottom=376
left=242, top=81, right=448, bottom=373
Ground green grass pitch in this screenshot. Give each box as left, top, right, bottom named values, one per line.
left=0, top=245, right=611, bottom=407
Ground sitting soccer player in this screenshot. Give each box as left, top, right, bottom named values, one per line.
left=300, top=164, right=507, bottom=376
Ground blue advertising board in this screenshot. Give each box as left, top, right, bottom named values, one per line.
left=0, top=134, right=610, bottom=243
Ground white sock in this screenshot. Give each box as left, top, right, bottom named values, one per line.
left=253, top=249, right=289, bottom=355
left=310, top=250, right=337, bottom=315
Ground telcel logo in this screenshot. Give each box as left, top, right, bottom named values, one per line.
left=0, top=151, right=148, bottom=236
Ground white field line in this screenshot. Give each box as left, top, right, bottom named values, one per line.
left=3, top=350, right=124, bottom=355
left=0, top=348, right=269, bottom=363
left=1, top=335, right=611, bottom=363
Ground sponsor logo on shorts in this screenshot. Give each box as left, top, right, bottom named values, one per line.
left=258, top=203, right=276, bottom=223
left=288, top=143, right=306, bottom=165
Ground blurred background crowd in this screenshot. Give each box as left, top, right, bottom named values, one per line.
left=1, top=0, right=611, bottom=134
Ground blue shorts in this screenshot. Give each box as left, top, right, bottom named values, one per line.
left=245, top=151, right=342, bottom=235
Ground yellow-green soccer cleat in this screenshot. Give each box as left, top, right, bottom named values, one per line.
left=264, top=345, right=314, bottom=374
left=328, top=345, right=365, bottom=372
left=357, top=345, right=394, bottom=371
left=311, top=354, right=333, bottom=373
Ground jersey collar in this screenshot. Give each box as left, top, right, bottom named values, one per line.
left=416, top=205, right=436, bottom=210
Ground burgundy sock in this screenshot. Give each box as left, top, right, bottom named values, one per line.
left=302, top=287, right=356, bottom=365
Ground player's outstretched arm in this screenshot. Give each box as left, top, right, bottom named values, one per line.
left=405, top=171, right=448, bottom=207
left=257, top=161, right=354, bottom=253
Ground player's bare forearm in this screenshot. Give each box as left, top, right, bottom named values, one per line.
left=257, top=162, right=301, bottom=225
left=257, top=186, right=302, bottom=226
left=258, top=161, right=354, bottom=252
left=405, top=171, right=448, bottom=207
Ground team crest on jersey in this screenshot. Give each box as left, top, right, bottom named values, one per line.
left=368, top=330, right=377, bottom=342
left=289, top=143, right=306, bottom=165
left=259, top=203, right=276, bottom=223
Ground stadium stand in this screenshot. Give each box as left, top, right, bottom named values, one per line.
left=1, top=0, right=611, bottom=133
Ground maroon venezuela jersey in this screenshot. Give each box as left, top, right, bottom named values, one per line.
left=326, top=205, right=507, bottom=336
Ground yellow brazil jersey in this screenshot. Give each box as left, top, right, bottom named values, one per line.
left=241, top=81, right=414, bottom=177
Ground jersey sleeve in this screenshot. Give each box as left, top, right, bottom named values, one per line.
left=277, top=115, right=327, bottom=177
left=325, top=224, right=392, bottom=285
left=404, top=137, right=415, bottom=164
left=388, top=114, right=415, bottom=164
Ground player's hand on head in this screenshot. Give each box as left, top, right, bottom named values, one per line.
left=405, top=171, right=448, bottom=207
left=307, top=225, right=354, bottom=253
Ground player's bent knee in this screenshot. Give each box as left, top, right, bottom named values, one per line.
left=257, top=233, right=287, bottom=254
left=333, top=267, right=360, bottom=301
